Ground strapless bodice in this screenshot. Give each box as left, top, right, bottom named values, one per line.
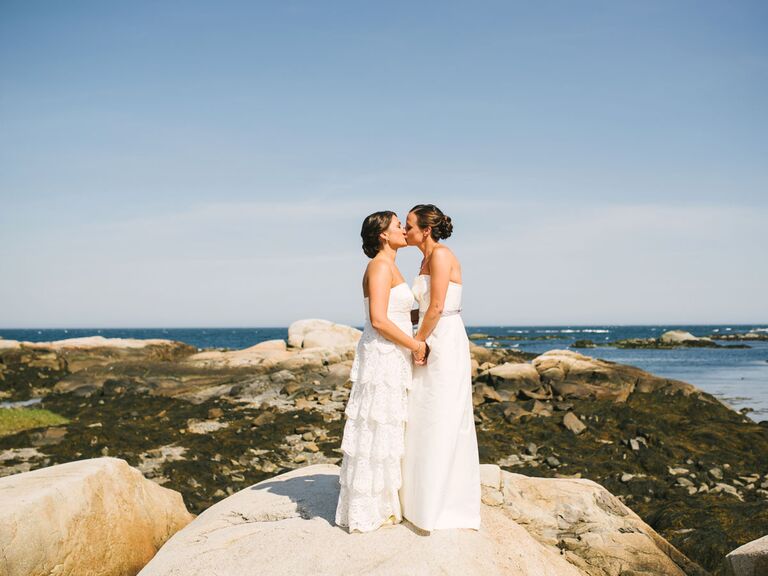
left=363, top=282, right=415, bottom=325
left=412, top=274, right=462, bottom=315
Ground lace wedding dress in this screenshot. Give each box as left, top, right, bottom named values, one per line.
left=335, top=282, right=414, bottom=532
left=400, top=274, right=481, bottom=531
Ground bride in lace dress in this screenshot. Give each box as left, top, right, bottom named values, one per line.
left=335, top=211, right=428, bottom=533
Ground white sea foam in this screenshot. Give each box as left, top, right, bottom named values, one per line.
left=752, top=328, right=768, bottom=333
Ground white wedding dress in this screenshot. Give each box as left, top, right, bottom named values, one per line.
left=400, top=275, right=481, bottom=531
left=335, top=282, right=414, bottom=532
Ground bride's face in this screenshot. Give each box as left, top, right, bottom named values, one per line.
left=382, top=215, right=407, bottom=249
left=405, top=211, right=426, bottom=246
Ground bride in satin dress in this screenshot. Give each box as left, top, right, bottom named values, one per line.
left=335, top=211, right=428, bottom=533
left=400, top=204, right=481, bottom=532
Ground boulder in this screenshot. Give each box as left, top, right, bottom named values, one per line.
left=724, top=533, right=768, bottom=576
left=483, top=362, right=542, bottom=398
left=252, top=339, right=288, bottom=351
left=288, top=319, right=361, bottom=350
left=139, top=464, right=703, bottom=576
left=531, top=350, right=699, bottom=402
left=0, top=457, right=193, bottom=576
left=501, top=471, right=707, bottom=575
left=660, top=330, right=702, bottom=344
left=138, top=464, right=581, bottom=576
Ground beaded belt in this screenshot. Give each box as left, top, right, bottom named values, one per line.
left=419, top=309, right=462, bottom=318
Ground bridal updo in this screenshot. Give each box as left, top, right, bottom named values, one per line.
left=361, top=210, right=396, bottom=258
left=410, top=204, right=453, bottom=240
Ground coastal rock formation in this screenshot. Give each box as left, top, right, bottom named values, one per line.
left=0, top=457, right=193, bottom=576
left=287, top=318, right=362, bottom=350
left=2, top=330, right=765, bottom=573
left=724, top=533, right=768, bottom=575
left=660, top=330, right=716, bottom=346
left=711, top=331, right=768, bottom=342
left=138, top=463, right=702, bottom=576
left=526, top=349, right=699, bottom=402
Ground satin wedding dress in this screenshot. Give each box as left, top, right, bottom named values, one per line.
left=400, top=275, right=481, bottom=531
left=335, top=282, right=414, bottom=532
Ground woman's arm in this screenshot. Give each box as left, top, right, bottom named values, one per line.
left=368, top=261, right=426, bottom=358
left=414, top=248, right=451, bottom=342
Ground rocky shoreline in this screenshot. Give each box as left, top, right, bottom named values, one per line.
left=1, top=321, right=767, bottom=574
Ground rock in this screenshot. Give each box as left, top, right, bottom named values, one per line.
left=187, top=419, right=229, bottom=434
left=669, top=467, right=689, bottom=476
left=320, top=361, right=352, bottom=389
left=531, top=349, right=699, bottom=402
left=480, top=463, right=502, bottom=491
left=660, top=330, right=707, bottom=344
left=545, top=456, right=561, bottom=468
left=724, top=533, right=768, bottom=576
left=710, top=467, right=724, bottom=480
left=0, top=457, right=192, bottom=576
left=252, top=411, right=276, bottom=426
left=287, top=319, right=361, bottom=350
left=562, top=412, right=587, bottom=435
left=502, top=402, right=533, bottom=422
left=713, top=483, right=744, bottom=501
left=207, top=407, right=224, bottom=419
left=138, top=464, right=591, bottom=576
left=252, top=339, right=287, bottom=351
left=485, top=362, right=542, bottom=393
left=474, top=383, right=503, bottom=404
left=501, top=472, right=706, bottom=575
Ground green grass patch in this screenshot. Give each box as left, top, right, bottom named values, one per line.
left=0, top=408, right=69, bottom=437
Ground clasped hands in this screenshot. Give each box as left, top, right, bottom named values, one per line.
left=412, top=340, right=430, bottom=365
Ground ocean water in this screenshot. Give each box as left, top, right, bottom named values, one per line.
left=2, top=325, right=767, bottom=421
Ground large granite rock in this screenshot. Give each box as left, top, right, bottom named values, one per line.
left=0, top=457, right=193, bottom=576
left=724, top=533, right=768, bottom=576
left=484, top=362, right=542, bottom=395
left=287, top=319, right=362, bottom=350
left=139, top=464, right=702, bottom=576
left=530, top=349, right=699, bottom=402
left=494, top=466, right=706, bottom=575
left=660, top=330, right=714, bottom=346
left=0, top=336, right=196, bottom=373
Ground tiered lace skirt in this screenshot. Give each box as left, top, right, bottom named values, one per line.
left=335, top=322, right=412, bottom=532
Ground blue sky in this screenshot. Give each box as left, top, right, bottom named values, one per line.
left=1, top=1, right=766, bottom=327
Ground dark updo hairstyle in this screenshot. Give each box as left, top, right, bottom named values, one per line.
left=361, top=210, right=396, bottom=259
left=410, top=204, right=453, bottom=240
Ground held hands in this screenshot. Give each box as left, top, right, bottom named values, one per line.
left=412, top=340, right=430, bottom=365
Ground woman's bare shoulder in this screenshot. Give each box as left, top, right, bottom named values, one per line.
left=431, top=244, right=457, bottom=265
